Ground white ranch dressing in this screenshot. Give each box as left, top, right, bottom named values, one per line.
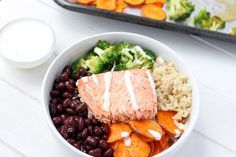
left=146, top=70, right=157, bottom=97
left=174, top=129, right=181, bottom=138
left=92, top=74, right=99, bottom=86
left=0, top=19, right=54, bottom=62
left=103, top=72, right=112, bottom=111
left=121, top=131, right=131, bottom=147
left=81, top=77, right=88, bottom=83
left=148, top=130, right=162, bottom=140
left=124, top=71, right=138, bottom=110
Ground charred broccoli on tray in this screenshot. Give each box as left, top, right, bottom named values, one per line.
left=166, top=0, right=195, bottom=21
left=71, top=40, right=156, bottom=74
left=194, top=8, right=225, bottom=31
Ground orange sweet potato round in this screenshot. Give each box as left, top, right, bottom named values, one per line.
left=75, top=0, right=94, bottom=4
left=124, top=0, right=144, bottom=5
left=141, top=4, right=166, bottom=20
left=129, top=120, right=163, bottom=140
left=97, top=0, right=116, bottom=10
left=157, top=111, right=183, bottom=137
left=108, top=123, right=132, bottom=143
left=115, top=0, right=128, bottom=12
left=114, top=133, right=150, bottom=157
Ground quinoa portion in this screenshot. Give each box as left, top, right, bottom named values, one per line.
left=152, top=57, right=192, bottom=121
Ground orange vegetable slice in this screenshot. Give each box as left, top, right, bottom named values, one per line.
left=114, top=133, right=150, bottom=157
left=157, top=111, right=183, bottom=138
left=115, top=0, right=128, bottom=12
left=108, top=123, right=132, bottom=143
left=149, top=141, right=156, bottom=156
left=75, top=0, right=94, bottom=4
left=89, top=0, right=97, bottom=5
left=152, top=141, right=163, bottom=156
left=97, top=0, right=116, bottom=10
left=129, top=120, right=163, bottom=141
left=138, top=133, right=154, bottom=142
left=159, top=133, right=169, bottom=149
left=141, top=4, right=166, bottom=20
left=124, top=0, right=144, bottom=5
left=145, top=0, right=159, bottom=4
left=154, top=2, right=163, bottom=7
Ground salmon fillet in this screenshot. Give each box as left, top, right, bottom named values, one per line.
left=76, top=69, right=158, bottom=124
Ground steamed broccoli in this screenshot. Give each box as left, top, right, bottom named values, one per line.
left=96, top=40, right=111, bottom=50
left=71, top=58, right=87, bottom=75
left=94, top=45, right=120, bottom=65
left=194, top=8, right=225, bottom=31
left=230, top=27, right=236, bottom=35
left=85, top=55, right=104, bottom=74
left=167, top=0, right=195, bottom=21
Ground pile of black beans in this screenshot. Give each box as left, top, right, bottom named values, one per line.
left=49, top=65, right=114, bottom=157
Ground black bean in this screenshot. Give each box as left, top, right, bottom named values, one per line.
left=84, top=118, right=91, bottom=126
left=67, top=125, right=76, bottom=133
left=86, top=136, right=97, bottom=147
left=73, top=143, right=81, bottom=149
left=103, top=148, right=114, bottom=157
left=88, top=148, right=101, bottom=157
left=85, top=145, right=93, bottom=151
left=62, top=92, right=72, bottom=98
left=67, top=138, right=76, bottom=144
left=94, top=126, right=102, bottom=136
left=102, top=134, right=108, bottom=140
left=99, top=139, right=108, bottom=149
left=53, top=116, right=62, bottom=125
left=77, top=117, right=85, bottom=131
left=50, top=103, right=57, bottom=116
left=65, top=108, right=76, bottom=115
left=51, top=98, right=59, bottom=104
left=60, top=126, right=68, bottom=139
left=63, top=98, right=72, bottom=108
left=59, top=73, right=69, bottom=82
left=101, top=124, right=109, bottom=134
left=72, top=95, right=80, bottom=101
left=69, top=79, right=75, bottom=84
left=80, top=145, right=87, bottom=153
left=78, top=67, right=86, bottom=76
left=88, top=125, right=93, bottom=135
left=57, top=104, right=63, bottom=112
left=81, top=128, right=89, bottom=139
left=50, top=90, right=60, bottom=97
left=65, top=81, right=74, bottom=92
left=63, top=116, right=75, bottom=125
left=60, top=114, right=67, bottom=121
left=76, top=132, right=82, bottom=140
left=92, top=118, right=99, bottom=125
left=56, top=82, right=65, bottom=90
left=86, top=72, right=92, bottom=76
left=75, top=103, right=87, bottom=113
left=63, top=65, right=71, bottom=74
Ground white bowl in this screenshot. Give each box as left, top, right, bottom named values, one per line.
left=42, top=32, right=199, bottom=157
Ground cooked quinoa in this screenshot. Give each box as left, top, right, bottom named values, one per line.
left=152, top=57, right=192, bottom=121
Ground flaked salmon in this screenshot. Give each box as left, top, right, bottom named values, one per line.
left=76, top=69, right=158, bottom=123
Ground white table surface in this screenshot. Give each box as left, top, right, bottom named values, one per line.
left=0, top=0, right=236, bottom=156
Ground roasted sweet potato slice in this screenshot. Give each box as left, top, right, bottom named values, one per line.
left=154, top=2, right=163, bottom=7
left=157, top=111, right=183, bottom=138
left=108, top=123, right=132, bottom=143
left=141, top=4, right=166, bottom=20
left=145, top=0, right=159, bottom=4
left=124, top=0, right=144, bottom=5
left=152, top=141, right=163, bottom=156
left=97, top=0, right=116, bottom=10
left=115, top=0, right=128, bottom=12
left=75, top=0, right=94, bottom=4
left=159, top=133, right=169, bottom=149
left=114, top=133, right=150, bottom=157
left=137, top=133, right=154, bottom=142
left=129, top=120, right=163, bottom=140
left=149, top=141, right=156, bottom=156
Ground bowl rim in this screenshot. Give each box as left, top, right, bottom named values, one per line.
left=41, top=32, right=199, bottom=157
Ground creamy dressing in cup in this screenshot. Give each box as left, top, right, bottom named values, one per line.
left=0, top=18, right=55, bottom=69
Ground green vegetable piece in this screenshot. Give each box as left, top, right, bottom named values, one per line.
left=230, top=27, right=236, bottom=35
left=194, top=8, right=225, bottom=31
left=167, top=0, right=195, bottom=21
left=71, top=58, right=87, bottom=75
left=86, top=55, right=104, bottom=74
left=96, top=40, right=111, bottom=50
left=115, top=63, right=127, bottom=71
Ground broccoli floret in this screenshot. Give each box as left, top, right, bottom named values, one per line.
left=71, top=58, right=87, bottom=75
left=94, top=45, right=120, bottom=65
left=209, top=16, right=225, bottom=31
left=167, top=0, right=195, bottom=21
left=114, top=63, right=127, bottom=71
left=143, top=49, right=156, bottom=60
left=194, top=8, right=225, bottom=31
left=95, top=40, right=111, bottom=50
left=230, top=27, right=236, bottom=35
left=85, top=55, right=104, bottom=74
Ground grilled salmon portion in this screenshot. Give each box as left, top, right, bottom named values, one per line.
left=76, top=69, right=158, bottom=123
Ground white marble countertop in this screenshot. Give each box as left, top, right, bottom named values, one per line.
left=0, top=0, right=236, bottom=156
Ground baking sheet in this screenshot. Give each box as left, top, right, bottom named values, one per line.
left=54, top=0, right=236, bottom=43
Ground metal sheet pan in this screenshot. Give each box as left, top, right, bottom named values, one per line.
left=54, top=0, right=236, bottom=43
